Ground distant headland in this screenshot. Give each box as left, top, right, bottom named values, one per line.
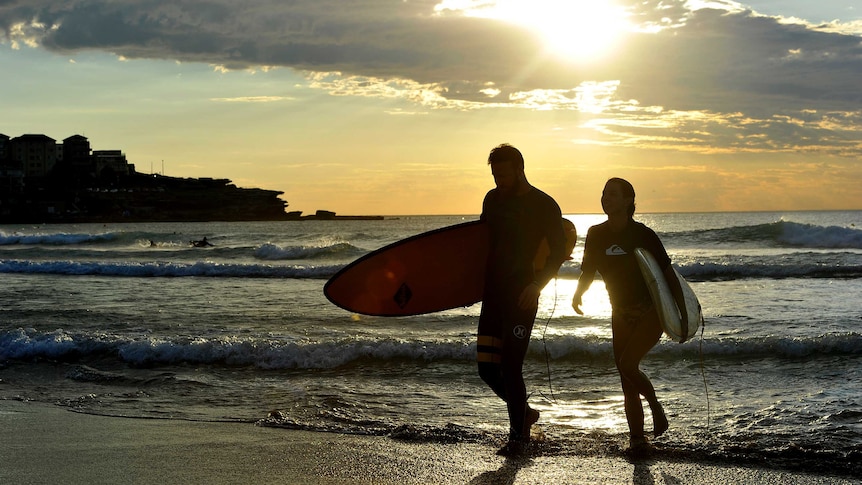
left=287, top=210, right=384, bottom=221
left=0, top=133, right=382, bottom=223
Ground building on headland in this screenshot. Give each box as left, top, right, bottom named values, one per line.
left=0, top=133, right=9, bottom=162
left=0, top=134, right=24, bottom=197
left=1, top=133, right=131, bottom=182
left=9, top=134, right=58, bottom=177
left=0, top=132, right=290, bottom=223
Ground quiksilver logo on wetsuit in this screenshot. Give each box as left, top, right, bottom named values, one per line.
left=606, top=245, right=627, bottom=256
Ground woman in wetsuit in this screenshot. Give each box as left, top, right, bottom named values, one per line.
left=571, top=178, right=686, bottom=453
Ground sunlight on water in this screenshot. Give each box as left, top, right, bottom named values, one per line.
left=538, top=397, right=628, bottom=432
left=539, top=278, right=611, bottom=319
left=542, top=325, right=610, bottom=340
left=565, top=213, right=607, bottom=237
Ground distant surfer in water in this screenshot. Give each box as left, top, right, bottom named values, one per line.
left=571, top=178, right=686, bottom=454
left=190, top=237, right=213, bottom=247
left=478, top=144, right=567, bottom=456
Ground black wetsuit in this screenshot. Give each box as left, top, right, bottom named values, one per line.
left=581, top=220, right=670, bottom=308
left=477, top=186, right=565, bottom=441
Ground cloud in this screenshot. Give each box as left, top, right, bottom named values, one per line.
left=210, top=95, right=294, bottom=103
left=1, top=1, right=858, bottom=106
left=580, top=107, right=862, bottom=156
left=2, top=0, right=861, bottom=155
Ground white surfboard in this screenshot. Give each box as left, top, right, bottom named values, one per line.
left=634, top=247, right=702, bottom=343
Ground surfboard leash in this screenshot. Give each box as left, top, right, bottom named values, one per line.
left=537, top=277, right=559, bottom=404
left=698, top=312, right=711, bottom=433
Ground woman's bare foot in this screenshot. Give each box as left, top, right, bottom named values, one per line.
left=652, top=404, right=669, bottom=437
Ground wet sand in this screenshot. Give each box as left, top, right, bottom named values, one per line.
left=0, top=400, right=853, bottom=484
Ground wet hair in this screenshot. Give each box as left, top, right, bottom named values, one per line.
left=487, top=144, right=524, bottom=170
left=607, top=177, right=636, bottom=218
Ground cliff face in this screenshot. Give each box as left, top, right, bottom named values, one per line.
left=0, top=173, right=290, bottom=223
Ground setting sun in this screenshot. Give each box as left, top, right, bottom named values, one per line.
left=441, top=0, right=632, bottom=64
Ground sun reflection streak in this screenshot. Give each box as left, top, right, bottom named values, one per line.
left=538, top=397, right=628, bottom=432
left=538, top=278, right=612, bottom=320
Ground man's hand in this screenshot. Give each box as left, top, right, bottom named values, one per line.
left=518, top=282, right=541, bottom=310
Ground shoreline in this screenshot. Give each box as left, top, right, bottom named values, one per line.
left=1, top=400, right=856, bottom=485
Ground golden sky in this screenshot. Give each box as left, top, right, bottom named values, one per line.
left=1, top=0, right=861, bottom=215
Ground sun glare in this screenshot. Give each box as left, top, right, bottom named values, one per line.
left=443, top=0, right=631, bottom=64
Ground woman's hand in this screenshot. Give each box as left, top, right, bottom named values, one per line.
left=572, top=294, right=584, bottom=315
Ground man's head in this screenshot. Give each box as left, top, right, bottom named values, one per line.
left=488, top=144, right=526, bottom=195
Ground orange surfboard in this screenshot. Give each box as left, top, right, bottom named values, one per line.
left=324, top=219, right=576, bottom=316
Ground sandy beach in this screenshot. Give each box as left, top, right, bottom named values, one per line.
left=0, top=400, right=855, bottom=485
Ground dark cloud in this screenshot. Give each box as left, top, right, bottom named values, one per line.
left=2, top=0, right=861, bottom=115
left=610, top=7, right=862, bottom=113
left=1, top=1, right=542, bottom=76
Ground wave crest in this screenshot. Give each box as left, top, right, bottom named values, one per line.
left=254, top=242, right=363, bottom=260
left=0, top=259, right=339, bottom=278
left=3, top=329, right=859, bottom=370
left=673, top=221, right=862, bottom=249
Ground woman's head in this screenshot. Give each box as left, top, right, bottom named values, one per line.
left=602, top=177, right=636, bottom=218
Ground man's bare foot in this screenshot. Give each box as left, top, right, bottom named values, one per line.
left=496, top=439, right=528, bottom=457
left=627, top=435, right=655, bottom=457
left=521, top=406, right=540, bottom=437
left=526, top=406, right=540, bottom=428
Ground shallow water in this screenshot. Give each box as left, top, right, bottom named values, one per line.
left=1, top=212, right=860, bottom=476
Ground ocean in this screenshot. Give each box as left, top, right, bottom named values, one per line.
left=1, top=212, right=860, bottom=477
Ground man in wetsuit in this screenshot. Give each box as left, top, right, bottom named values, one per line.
left=477, top=144, right=566, bottom=456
